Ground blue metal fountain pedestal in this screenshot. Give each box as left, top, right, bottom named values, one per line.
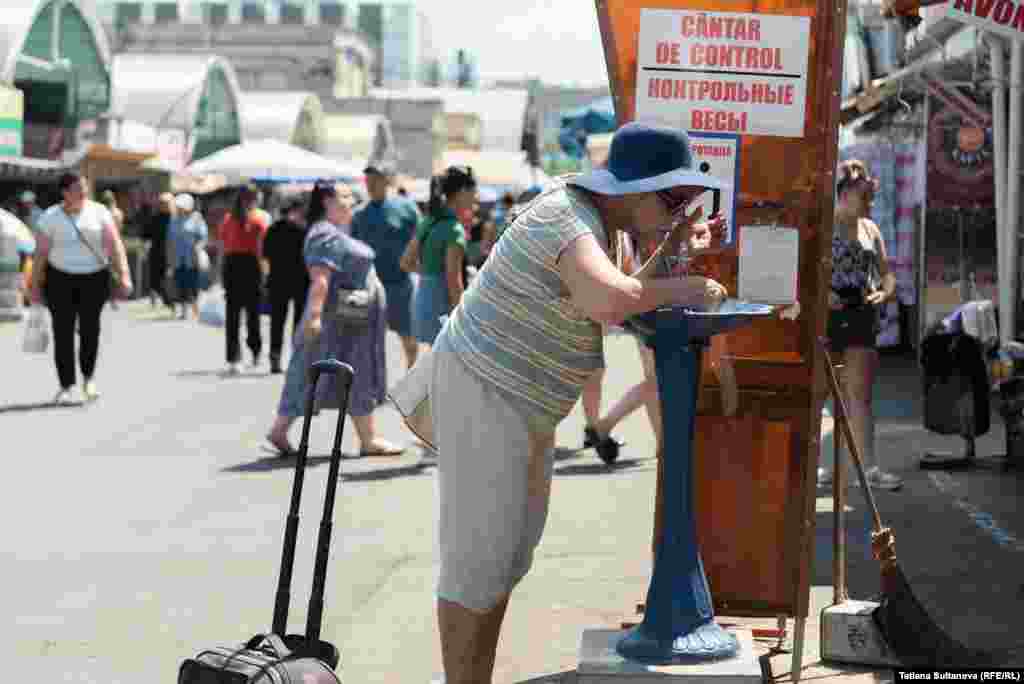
left=616, top=301, right=775, bottom=665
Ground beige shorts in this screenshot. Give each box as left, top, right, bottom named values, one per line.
left=430, top=346, right=554, bottom=613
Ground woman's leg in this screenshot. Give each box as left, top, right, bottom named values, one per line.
left=243, top=261, right=263, bottom=363
left=581, top=367, right=605, bottom=429
left=842, top=346, right=900, bottom=488
left=77, top=270, right=109, bottom=387
left=223, top=259, right=242, bottom=365
left=269, top=286, right=288, bottom=367
left=45, top=267, right=77, bottom=391
left=351, top=413, right=403, bottom=454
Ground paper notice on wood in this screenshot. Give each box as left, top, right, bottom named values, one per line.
left=738, top=225, right=799, bottom=305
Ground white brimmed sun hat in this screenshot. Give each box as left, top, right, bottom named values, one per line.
left=567, top=121, right=729, bottom=195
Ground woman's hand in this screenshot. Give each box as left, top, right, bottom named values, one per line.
left=117, top=273, right=134, bottom=299
left=303, top=314, right=323, bottom=343
left=686, top=276, right=728, bottom=310
left=864, top=289, right=887, bottom=306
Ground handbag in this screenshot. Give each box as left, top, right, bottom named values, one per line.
left=334, top=287, right=372, bottom=328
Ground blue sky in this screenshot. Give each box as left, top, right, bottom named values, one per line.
left=419, top=0, right=610, bottom=87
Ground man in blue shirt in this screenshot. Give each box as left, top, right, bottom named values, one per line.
left=351, top=163, right=423, bottom=369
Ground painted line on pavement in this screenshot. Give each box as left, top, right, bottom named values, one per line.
left=928, top=471, right=1024, bottom=553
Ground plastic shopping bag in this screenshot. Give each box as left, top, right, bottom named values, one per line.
left=198, top=287, right=226, bottom=327
left=387, top=349, right=436, bottom=453
left=22, top=305, right=50, bottom=354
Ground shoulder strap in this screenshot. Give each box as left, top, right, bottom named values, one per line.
left=62, top=207, right=109, bottom=267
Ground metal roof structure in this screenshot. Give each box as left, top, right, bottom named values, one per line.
left=238, top=91, right=325, bottom=152
left=110, top=53, right=243, bottom=160
left=0, top=0, right=112, bottom=84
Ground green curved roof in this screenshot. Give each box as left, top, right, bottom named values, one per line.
left=0, top=0, right=112, bottom=121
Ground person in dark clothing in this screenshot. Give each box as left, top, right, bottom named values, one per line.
left=262, top=197, right=310, bottom=374
left=144, top=193, right=174, bottom=309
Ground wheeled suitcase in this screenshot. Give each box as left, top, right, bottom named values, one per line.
left=179, top=358, right=355, bottom=684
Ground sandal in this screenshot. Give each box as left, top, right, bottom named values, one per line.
left=584, top=427, right=623, bottom=465
left=359, top=442, right=406, bottom=458
left=266, top=433, right=296, bottom=458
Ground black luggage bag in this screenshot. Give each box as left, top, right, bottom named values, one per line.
left=179, top=359, right=355, bottom=684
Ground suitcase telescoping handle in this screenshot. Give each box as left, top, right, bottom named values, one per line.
left=272, top=359, right=355, bottom=639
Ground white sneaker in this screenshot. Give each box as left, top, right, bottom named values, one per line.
left=83, top=380, right=100, bottom=402
left=53, top=387, right=77, bottom=406
left=816, top=467, right=833, bottom=487
left=864, top=466, right=903, bottom=491
left=226, top=362, right=242, bottom=376
left=419, top=446, right=439, bottom=467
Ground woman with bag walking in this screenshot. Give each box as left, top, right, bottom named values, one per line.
left=30, top=173, right=133, bottom=404
left=400, top=166, right=476, bottom=347
left=265, top=181, right=403, bottom=458
left=218, top=185, right=269, bottom=375
left=167, top=193, right=209, bottom=321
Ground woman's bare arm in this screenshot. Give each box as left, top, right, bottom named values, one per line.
left=445, top=245, right=465, bottom=311
left=559, top=234, right=725, bottom=325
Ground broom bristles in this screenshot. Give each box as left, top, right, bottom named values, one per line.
left=874, top=563, right=995, bottom=667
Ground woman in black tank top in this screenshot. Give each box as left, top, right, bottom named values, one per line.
left=824, top=160, right=902, bottom=490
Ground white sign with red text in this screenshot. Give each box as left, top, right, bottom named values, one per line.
left=689, top=132, right=740, bottom=243
left=947, top=0, right=1024, bottom=42
left=635, top=8, right=811, bottom=138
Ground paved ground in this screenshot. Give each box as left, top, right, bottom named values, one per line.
left=2, top=302, right=1023, bottom=683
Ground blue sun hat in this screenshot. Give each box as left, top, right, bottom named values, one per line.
left=567, top=121, right=728, bottom=195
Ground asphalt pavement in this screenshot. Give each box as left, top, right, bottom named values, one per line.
left=1, top=302, right=1022, bottom=683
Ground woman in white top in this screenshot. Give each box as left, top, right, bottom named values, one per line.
left=30, top=173, right=133, bottom=405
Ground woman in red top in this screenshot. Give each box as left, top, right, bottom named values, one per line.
left=219, top=185, right=269, bottom=374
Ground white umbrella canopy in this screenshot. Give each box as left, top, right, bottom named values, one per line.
left=183, top=139, right=365, bottom=184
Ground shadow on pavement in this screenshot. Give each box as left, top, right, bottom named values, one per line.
left=554, top=457, right=649, bottom=477
left=0, top=400, right=85, bottom=414
left=222, top=454, right=335, bottom=473
left=172, top=369, right=275, bottom=380
left=173, top=369, right=230, bottom=379
left=554, top=447, right=583, bottom=462
left=512, top=672, right=576, bottom=683
left=342, top=462, right=433, bottom=482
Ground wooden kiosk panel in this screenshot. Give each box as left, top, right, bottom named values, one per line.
left=597, top=0, right=846, bottom=622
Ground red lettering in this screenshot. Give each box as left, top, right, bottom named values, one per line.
left=952, top=0, right=973, bottom=10
left=745, top=47, right=760, bottom=69
left=994, top=0, right=1014, bottom=23
left=681, top=15, right=696, bottom=36
left=751, top=83, right=764, bottom=103
left=714, top=111, right=728, bottom=130
left=674, top=79, right=687, bottom=98
left=691, top=44, right=704, bottom=66
left=749, top=20, right=761, bottom=41
left=699, top=81, right=712, bottom=99
left=691, top=111, right=707, bottom=129
left=976, top=0, right=996, bottom=17
left=648, top=78, right=660, bottom=98
left=784, top=84, right=795, bottom=105
left=656, top=42, right=672, bottom=64
left=1012, top=2, right=1024, bottom=29
left=710, top=82, right=724, bottom=100
left=660, top=79, right=673, bottom=98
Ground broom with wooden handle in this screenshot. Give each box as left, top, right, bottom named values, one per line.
left=820, top=338, right=993, bottom=667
